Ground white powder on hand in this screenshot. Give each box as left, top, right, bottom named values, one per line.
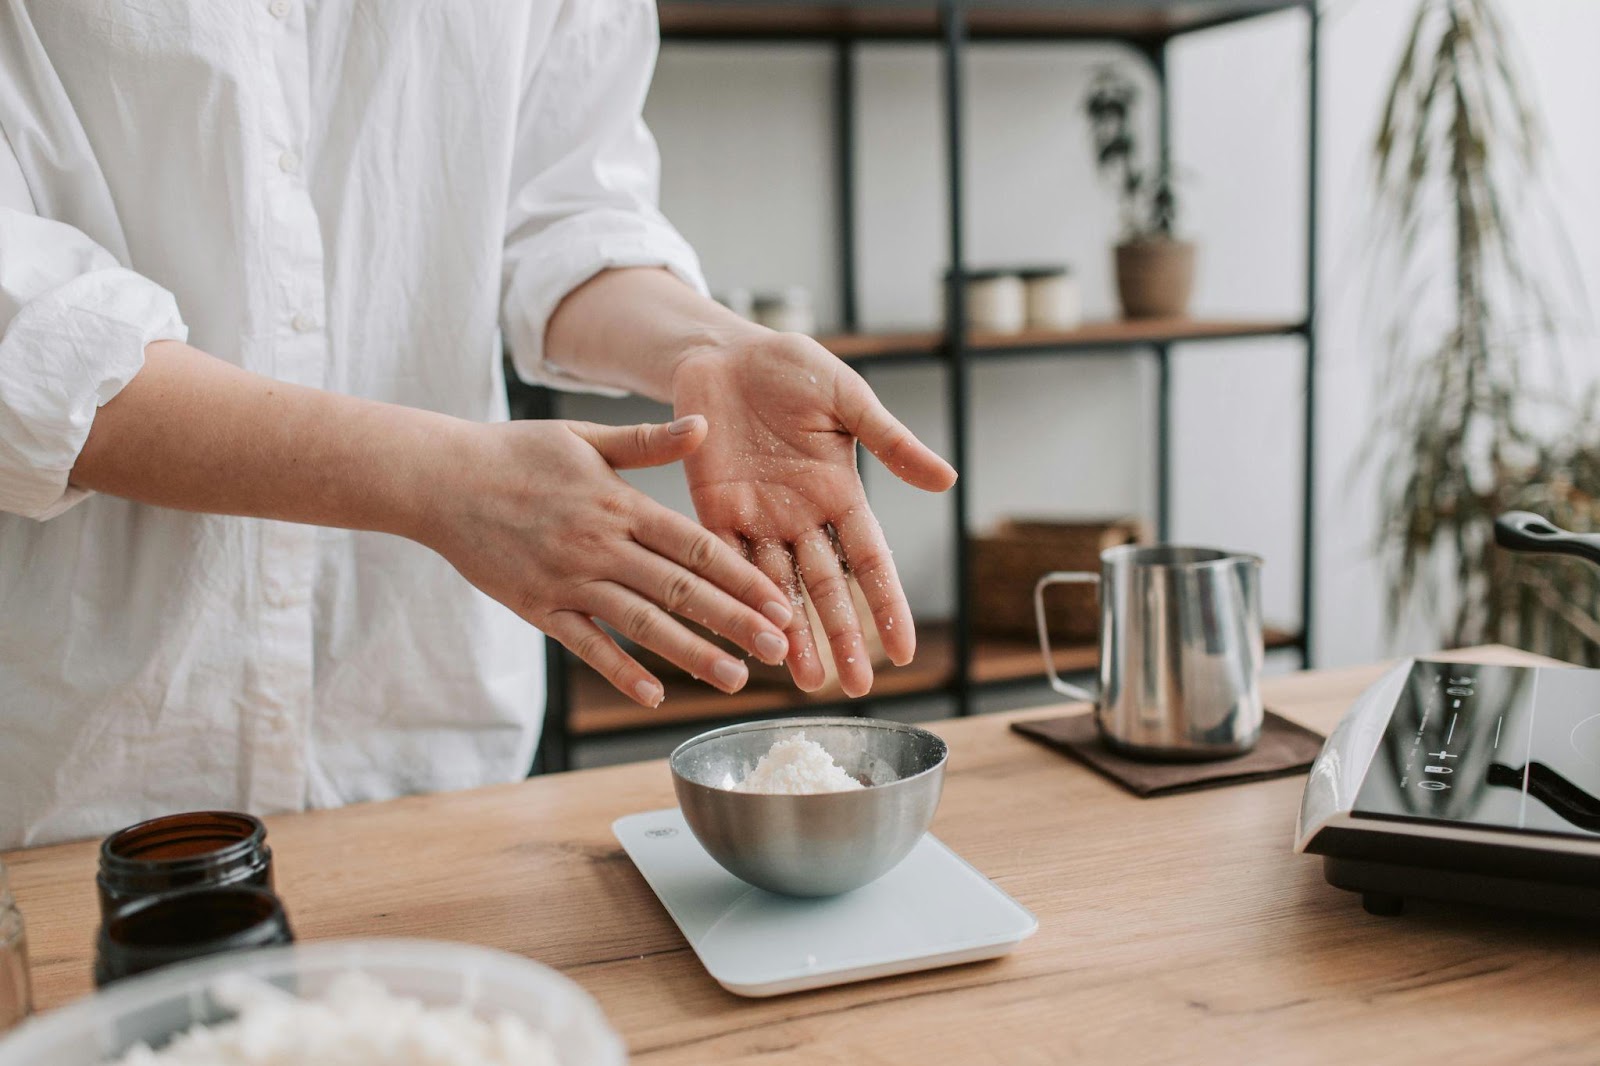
left=727, top=732, right=865, bottom=795
left=107, top=971, right=562, bottom=1066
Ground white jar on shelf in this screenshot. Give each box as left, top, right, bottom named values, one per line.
left=946, top=269, right=1026, bottom=334
left=1020, top=265, right=1082, bottom=330
left=751, top=287, right=815, bottom=334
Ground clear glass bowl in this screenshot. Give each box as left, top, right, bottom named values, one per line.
left=0, top=939, right=623, bottom=1065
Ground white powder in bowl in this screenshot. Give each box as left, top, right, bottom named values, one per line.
left=107, top=970, right=561, bottom=1066
left=727, top=732, right=865, bottom=795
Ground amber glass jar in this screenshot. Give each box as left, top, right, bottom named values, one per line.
left=94, top=885, right=294, bottom=986
left=97, top=811, right=273, bottom=921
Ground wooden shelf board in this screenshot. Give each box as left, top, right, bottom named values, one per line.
left=819, top=317, right=1304, bottom=364
left=822, top=329, right=946, bottom=361
left=568, top=623, right=956, bottom=736
left=970, top=628, right=1098, bottom=684
left=567, top=622, right=1301, bottom=736
left=659, top=1, right=1305, bottom=40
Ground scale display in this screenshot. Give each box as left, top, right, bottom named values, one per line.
left=1352, top=660, right=1600, bottom=841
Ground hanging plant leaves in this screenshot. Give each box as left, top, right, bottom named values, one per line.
left=1368, top=0, right=1598, bottom=664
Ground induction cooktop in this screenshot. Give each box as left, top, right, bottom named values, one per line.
left=1296, top=657, right=1600, bottom=918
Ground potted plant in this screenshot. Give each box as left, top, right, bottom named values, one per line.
left=1085, top=67, right=1193, bottom=319
left=1370, top=0, right=1599, bottom=664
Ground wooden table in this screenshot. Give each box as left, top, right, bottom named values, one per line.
left=9, top=646, right=1600, bottom=1063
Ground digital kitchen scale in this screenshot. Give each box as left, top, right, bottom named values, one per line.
left=1296, top=514, right=1600, bottom=920
left=614, top=809, right=1037, bottom=997
left=1296, top=657, right=1600, bottom=918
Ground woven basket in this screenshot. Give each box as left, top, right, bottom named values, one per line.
left=970, top=517, right=1148, bottom=639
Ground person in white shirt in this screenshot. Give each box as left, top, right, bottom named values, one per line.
left=0, top=1, right=955, bottom=849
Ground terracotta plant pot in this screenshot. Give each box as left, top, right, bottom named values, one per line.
left=1114, top=238, right=1196, bottom=319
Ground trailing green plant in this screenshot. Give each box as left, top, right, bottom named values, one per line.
left=1369, top=0, right=1600, bottom=664
left=1085, top=67, right=1177, bottom=242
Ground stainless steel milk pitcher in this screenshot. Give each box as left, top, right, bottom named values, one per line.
left=1034, top=545, right=1265, bottom=760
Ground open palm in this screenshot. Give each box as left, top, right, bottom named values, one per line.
left=671, top=335, right=957, bottom=696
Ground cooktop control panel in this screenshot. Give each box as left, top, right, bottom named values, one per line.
left=1352, top=660, right=1600, bottom=841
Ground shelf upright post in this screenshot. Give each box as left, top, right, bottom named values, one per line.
left=1151, top=38, right=1173, bottom=542
left=1301, top=1, right=1321, bottom=665
left=834, top=38, right=859, bottom=333
left=534, top=634, right=571, bottom=775
left=940, top=0, right=973, bottom=717
left=1155, top=342, right=1172, bottom=540
left=836, top=35, right=875, bottom=578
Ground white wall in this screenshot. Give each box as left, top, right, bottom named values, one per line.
left=560, top=0, right=1600, bottom=668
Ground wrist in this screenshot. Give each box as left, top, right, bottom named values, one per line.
left=545, top=267, right=774, bottom=402
left=378, top=410, right=487, bottom=550
left=667, top=323, right=779, bottom=404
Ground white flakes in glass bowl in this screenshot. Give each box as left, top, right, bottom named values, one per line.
left=107, top=970, right=561, bottom=1066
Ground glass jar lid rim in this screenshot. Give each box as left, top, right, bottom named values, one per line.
left=99, top=811, right=267, bottom=876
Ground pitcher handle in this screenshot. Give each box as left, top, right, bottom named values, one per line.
left=1034, top=571, right=1099, bottom=702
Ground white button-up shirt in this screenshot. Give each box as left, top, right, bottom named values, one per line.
left=0, top=0, right=704, bottom=849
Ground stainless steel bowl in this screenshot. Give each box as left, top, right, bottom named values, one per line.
left=669, top=717, right=948, bottom=897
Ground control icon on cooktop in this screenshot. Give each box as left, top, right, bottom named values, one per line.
left=1352, top=660, right=1600, bottom=842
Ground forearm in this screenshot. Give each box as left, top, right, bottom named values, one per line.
left=71, top=340, right=462, bottom=541
left=542, top=267, right=767, bottom=403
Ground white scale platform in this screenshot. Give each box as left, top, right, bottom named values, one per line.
left=614, top=808, right=1038, bottom=997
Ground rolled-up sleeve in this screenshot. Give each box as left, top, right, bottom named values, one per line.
left=0, top=207, right=187, bottom=520
left=500, top=0, right=706, bottom=396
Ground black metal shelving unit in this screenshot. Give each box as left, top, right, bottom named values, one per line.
left=517, top=0, right=1320, bottom=771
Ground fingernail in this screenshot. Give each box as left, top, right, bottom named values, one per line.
left=755, top=631, right=788, bottom=662
left=668, top=415, right=703, bottom=435
left=713, top=659, right=747, bottom=689
left=761, top=600, right=793, bottom=627
left=634, top=680, right=663, bottom=706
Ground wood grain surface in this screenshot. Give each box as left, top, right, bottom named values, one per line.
left=8, top=646, right=1600, bottom=1064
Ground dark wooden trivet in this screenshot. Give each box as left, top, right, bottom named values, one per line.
left=1011, top=710, right=1325, bottom=798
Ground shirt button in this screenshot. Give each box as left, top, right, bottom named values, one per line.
left=291, top=312, right=318, bottom=333
left=278, top=149, right=301, bottom=175
left=268, top=0, right=291, bottom=17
